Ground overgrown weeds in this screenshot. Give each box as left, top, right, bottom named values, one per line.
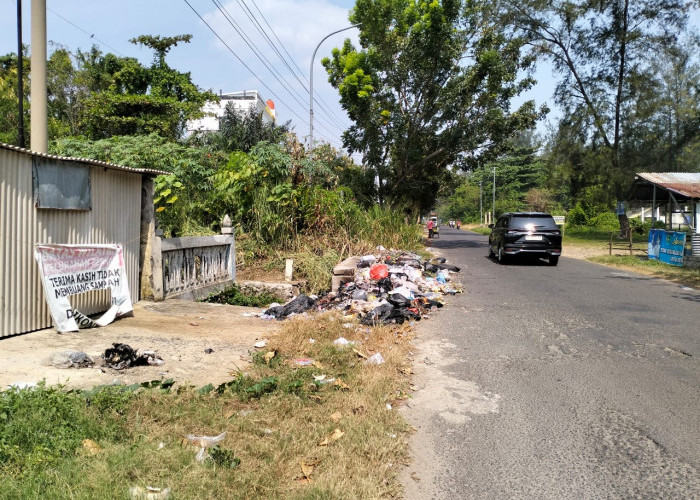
left=0, top=313, right=415, bottom=499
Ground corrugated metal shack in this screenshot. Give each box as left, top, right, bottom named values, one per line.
left=0, top=142, right=164, bottom=338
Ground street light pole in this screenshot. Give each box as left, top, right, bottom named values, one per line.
left=479, top=181, right=483, bottom=225
left=492, top=167, right=496, bottom=224
left=309, top=24, right=359, bottom=150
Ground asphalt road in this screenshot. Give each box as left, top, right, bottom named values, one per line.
left=401, top=227, right=700, bottom=499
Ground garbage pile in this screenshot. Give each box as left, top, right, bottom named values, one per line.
left=262, top=250, right=462, bottom=325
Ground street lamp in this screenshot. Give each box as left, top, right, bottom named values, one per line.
left=309, top=24, right=360, bottom=150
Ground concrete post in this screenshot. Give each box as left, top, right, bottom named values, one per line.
left=139, top=177, right=164, bottom=300
left=30, top=0, right=47, bottom=153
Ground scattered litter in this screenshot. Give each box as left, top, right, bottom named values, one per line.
left=423, top=357, right=433, bottom=365
left=367, top=353, right=385, bottom=365
left=186, top=431, right=227, bottom=463
left=51, top=350, right=95, bottom=369
left=204, top=348, right=214, bottom=354
left=128, top=486, right=171, bottom=500
left=293, top=358, right=314, bottom=366
left=157, top=442, right=166, bottom=450
left=333, top=337, right=354, bottom=347
left=309, top=338, right=316, bottom=344
left=102, top=343, right=164, bottom=370
left=386, top=403, right=393, bottom=410
left=241, top=312, right=258, bottom=317
left=342, top=323, right=355, bottom=329
left=253, top=340, right=268, bottom=348
left=189, top=322, right=199, bottom=327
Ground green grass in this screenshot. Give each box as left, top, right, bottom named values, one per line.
left=466, top=225, right=491, bottom=235
left=589, top=254, right=700, bottom=288
left=563, top=227, right=650, bottom=245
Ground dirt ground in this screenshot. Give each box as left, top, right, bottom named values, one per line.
left=0, top=300, right=279, bottom=391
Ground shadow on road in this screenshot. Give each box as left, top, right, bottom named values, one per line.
left=427, top=238, right=488, bottom=249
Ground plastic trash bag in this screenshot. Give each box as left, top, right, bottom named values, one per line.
left=186, top=431, right=227, bottom=463
left=263, top=294, right=317, bottom=320
left=51, top=350, right=95, bottom=369
left=366, top=353, right=385, bottom=365
left=369, top=264, right=389, bottom=280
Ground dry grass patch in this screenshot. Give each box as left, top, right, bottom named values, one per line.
left=116, top=313, right=414, bottom=499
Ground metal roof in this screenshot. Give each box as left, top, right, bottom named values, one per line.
left=635, top=172, right=700, bottom=199
left=0, top=142, right=169, bottom=176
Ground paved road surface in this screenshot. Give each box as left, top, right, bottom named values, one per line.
left=401, top=227, right=700, bottom=499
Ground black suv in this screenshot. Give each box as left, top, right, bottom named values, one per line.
left=488, top=212, right=562, bottom=265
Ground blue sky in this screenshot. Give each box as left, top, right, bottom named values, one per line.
left=1, top=1, right=697, bottom=157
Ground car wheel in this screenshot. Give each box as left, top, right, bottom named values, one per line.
left=498, top=245, right=508, bottom=264
left=549, top=256, right=559, bottom=266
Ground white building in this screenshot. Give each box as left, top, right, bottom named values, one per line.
left=186, top=90, right=276, bottom=133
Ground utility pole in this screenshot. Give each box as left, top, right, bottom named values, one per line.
left=492, top=167, right=496, bottom=223
left=479, top=181, right=483, bottom=225
left=30, top=0, right=47, bottom=153
left=16, top=0, right=25, bottom=148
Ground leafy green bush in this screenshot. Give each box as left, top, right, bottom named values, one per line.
left=566, top=203, right=588, bottom=227
left=587, top=212, right=619, bottom=231
left=629, top=218, right=652, bottom=235
left=203, top=285, right=278, bottom=308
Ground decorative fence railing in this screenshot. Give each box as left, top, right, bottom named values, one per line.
left=160, top=235, right=235, bottom=299
left=146, top=216, right=236, bottom=300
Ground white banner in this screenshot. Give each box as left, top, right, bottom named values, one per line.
left=34, top=244, right=133, bottom=332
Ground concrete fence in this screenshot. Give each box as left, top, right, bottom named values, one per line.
left=144, top=217, right=236, bottom=301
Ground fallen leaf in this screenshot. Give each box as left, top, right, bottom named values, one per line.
left=410, top=472, right=421, bottom=482
left=318, top=428, right=344, bottom=446
left=312, top=360, right=324, bottom=369
left=353, top=348, right=368, bottom=359
left=300, top=459, right=319, bottom=478
left=329, top=428, right=344, bottom=441
left=330, top=411, right=342, bottom=422
left=333, top=378, right=350, bottom=391
left=264, top=351, right=276, bottom=365
left=81, top=439, right=101, bottom=456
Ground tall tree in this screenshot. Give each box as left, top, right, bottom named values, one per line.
left=504, top=0, right=696, bottom=231
left=323, top=0, right=545, bottom=218
left=80, top=35, right=215, bottom=140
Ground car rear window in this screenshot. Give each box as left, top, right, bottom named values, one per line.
left=510, top=215, right=558, bottom=230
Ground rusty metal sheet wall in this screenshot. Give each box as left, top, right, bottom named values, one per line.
left=1, top=148, right=142, bottom=338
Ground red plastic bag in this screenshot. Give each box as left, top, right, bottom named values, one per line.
left=369, top=263, right=389, bottom=280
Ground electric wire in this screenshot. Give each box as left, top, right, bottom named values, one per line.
left=183, top=0, right=310, bottom=127
left=45, top=6, right=124, bottom=56
left=238, top=0, right=348, bottom=130
left=210, top=0, right=342, bottom=139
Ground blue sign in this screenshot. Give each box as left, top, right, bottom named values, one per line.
left=648, top=229, right=686, bottom=266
